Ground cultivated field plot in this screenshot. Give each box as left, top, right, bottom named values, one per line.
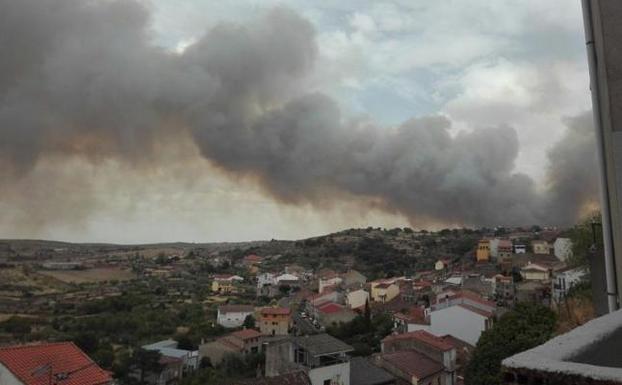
left=38, top=267, right=136, bottom=283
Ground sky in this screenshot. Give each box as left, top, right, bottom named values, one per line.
left=0, top=0, right=597, bottom=243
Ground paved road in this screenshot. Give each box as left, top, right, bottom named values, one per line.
left=293, top=313, right=320, bottom=335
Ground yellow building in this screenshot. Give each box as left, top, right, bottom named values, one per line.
left=476, top=239, right=491, bottom=262
left=211, top=279, right=235, bottom=294
left=371, top=282, right=400, bottom=303
left=259, top=307, right=291, bottom=336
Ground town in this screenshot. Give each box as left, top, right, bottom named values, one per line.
left=0, top=225, right=591, bottom=385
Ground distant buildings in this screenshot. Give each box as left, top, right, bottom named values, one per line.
left=0, top=342, right=113, bottom=385
left=217, top=304, right=255, bottom=328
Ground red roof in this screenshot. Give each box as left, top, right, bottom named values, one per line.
left=383, top=330, right=454, bottom=351
left=261, top=307, right=291, bottom=316
left=318, top=302, right=344, bottom=314
left=457, top=304, right=494, bottom=318
left=380, top=350, right=444, bottom=379
left=231, top=328, right=263, bottom=340
left=374, top=282, right=393, bottom=289
left=0, top=342, right=112, bottom=385
left=244, top=254, right=263, bottom=262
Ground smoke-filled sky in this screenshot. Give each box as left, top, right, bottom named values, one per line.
left=0, top=0, right=599, bottom=243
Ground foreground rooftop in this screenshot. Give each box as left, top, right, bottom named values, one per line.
left=503, top=309, right=622, bottom=384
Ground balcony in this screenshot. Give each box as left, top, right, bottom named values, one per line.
left=502, top=309, right=622, bottom=384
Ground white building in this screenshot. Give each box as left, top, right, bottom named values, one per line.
left=552, top=267, right=587, bottom=302
left=514, top=244, right=527, bottom=254
left=217, top=304, right=255, bottom=328
left=430, top=304, right=493, bottom=346
left=345, top=288, right=369, bottom=310
left=275, top=273, right=299, bottom=284
left=554, top=238, right=573, bottom=261
left=520, top=263, right=551, bottom=281
left=489, top=238, right=500, bottom=258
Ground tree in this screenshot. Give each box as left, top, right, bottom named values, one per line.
left=464, top=303, right=556, bottom=385
left=568, top=211, right=602, bottom=268
left=243, top=314, right=256, bottom=329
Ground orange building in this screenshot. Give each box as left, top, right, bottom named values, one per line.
left=476, top=239, right=491, bottom=262
left=259, top=307, right=291, bottom=336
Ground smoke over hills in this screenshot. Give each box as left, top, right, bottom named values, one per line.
left=0, top=0, right=598, bottom=232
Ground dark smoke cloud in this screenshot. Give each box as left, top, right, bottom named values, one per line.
left=0, top=0, right=598, bottom=230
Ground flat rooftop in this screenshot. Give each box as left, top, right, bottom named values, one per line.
left=503, top=309, right=622, bottom=383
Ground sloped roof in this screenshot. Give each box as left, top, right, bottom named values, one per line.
left=383, top=330, right=453, bottom=351
left=230, top=328, right=263, bottom=340
left=350, top=357, right=395, bottom=385
left=318, top=302, right=344, bottom=314
left=261, top=307, right=291, bottom=316
left=0, top=342, right=112, bottom=385
left=380, top=350, right=444, bottom=379
left=293, top=334, right=353, bottom=356
left=219, top=304, right=255, bottom=314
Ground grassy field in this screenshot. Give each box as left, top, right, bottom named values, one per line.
left=38, top=267, right=136, bottom=283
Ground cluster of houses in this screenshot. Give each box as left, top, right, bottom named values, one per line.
left=0, top=229, right=589, bottom=385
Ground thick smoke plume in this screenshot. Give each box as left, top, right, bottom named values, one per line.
left=0, top=0, right=598, bottom=229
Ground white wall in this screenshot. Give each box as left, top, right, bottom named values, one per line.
left=346, top=289, right=369, bottom=309
left=406, top=323, right=431, bottom=333
left=430, top=306, right=487, bottom=346
left=554, top=238, right=573, bottom=261
left=308, top=362, right=350, bottom=385
left=217, top=310, right=253, bottom=328
left=0, top=363, right=24, bottom=385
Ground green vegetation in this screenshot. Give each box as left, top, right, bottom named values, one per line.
left=326, top=311, right=394, bottom=356
left=567, top=211, right=601, bottom=268
left=464, top=302, right=557, bottom=385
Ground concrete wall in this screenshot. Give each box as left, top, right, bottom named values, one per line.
left=430, top=306, right=487, bottom=346
left=0, top=363, right=23, bottom=385
left=308, top=362, right=350, bottom=385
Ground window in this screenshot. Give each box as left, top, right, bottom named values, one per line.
left=323, top=380, right=331, bottom=385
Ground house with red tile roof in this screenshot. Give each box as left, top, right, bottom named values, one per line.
left=317, top=302, right=356, bottom=325
left=382, top=330, right=457, bottom=384
left=199, top=328, right=263, bottom=366
left=374, top=350, right=444, bottom=385
left=0, top=342, right=112, bottom=385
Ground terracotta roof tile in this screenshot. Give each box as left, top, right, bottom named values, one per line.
left=380, top=350, right=444, bottom=379
left=260, top=307, right=291, bottom=316
left=0, top=342, right=112, bottom=385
